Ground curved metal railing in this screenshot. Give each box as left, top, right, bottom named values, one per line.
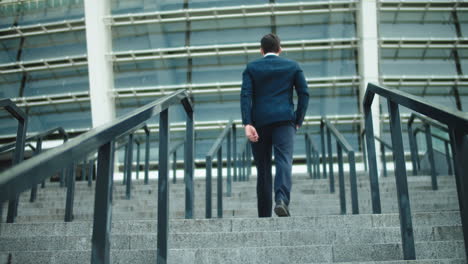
left=0, top=90, right=194, bottom=264
left=408, top=113, right=452, bottom=190
left=305, top=133, right=321, bottom=179
left=205, top=120, right=236, bottom=218
left=363, top=82, right=468, bottom=260
left=319, top=117, right=359, bottom=215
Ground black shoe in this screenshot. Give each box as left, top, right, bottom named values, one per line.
left=274, top=200, right=290, bottom=217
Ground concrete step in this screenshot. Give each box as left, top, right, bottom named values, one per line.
left=1, top=212, right=461, bottom=237
left=1, top=225, right=464, bottom=252
left=1, top=242, right=465, bottom=264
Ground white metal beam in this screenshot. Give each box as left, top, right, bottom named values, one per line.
left=84, top=0, right=116, bottom=127
left=0, top=19, right=85, bottom=40
left=358, top=0, right=382, bottom=174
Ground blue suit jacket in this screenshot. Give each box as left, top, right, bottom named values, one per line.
left=241, top=55, right=309, bottom=128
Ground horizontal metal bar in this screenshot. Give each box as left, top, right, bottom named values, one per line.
left=379, top=0, right=468, bottom=11
left=365, top=83, right=468, bottom=134
left=0, top=126, right=68, bottom=153
left=8, top=76, right=358, bottom=108
left=414, top=126, right=450, bottom=143
left=0, top=55, right=88, bottom=74
left=107, top=1, right=357, bottom=26
left=111, top=39, right=358, bottom=63
left=169, top=141, right=185, bottom=155
left=375, top=136, right=393, bottom=150
left=408, top=113, right=448, bottom=133
left=0, top=18, right=85, bottom=40
left=0, top=90, right=193, bottom=202
left=0, top=39, right=356, bottom=74
left=321, top=118, right=354, bottom=153
left=305, top=133, right=320, bottom=154
left=381, top=38, right=468, bottom=49
left=0, top=115, right=364, bottom=142
left=0, top=98, right=27, bottom=121
left=206, top=119, right=233, bottom=158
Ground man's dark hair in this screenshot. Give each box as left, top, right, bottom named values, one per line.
left=261, top=33, right=281, bottom=53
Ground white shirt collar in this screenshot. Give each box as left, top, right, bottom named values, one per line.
left=263, top=52, right=279, bottom=57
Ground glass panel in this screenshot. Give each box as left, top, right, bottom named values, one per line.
left=0, top=0, right=84, bottom=28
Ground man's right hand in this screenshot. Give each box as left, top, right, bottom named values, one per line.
left=245, top=124, right=259, bottom=142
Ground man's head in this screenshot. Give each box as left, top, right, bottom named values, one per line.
left=260, top=33, right=281, bottom=55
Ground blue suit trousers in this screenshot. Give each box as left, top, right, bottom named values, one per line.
left=251, top=122, right=295, bottom=217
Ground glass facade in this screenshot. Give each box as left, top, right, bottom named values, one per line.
left=0, top=0, right=465, bottom=161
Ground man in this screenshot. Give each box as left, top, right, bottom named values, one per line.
left=240, top=33, right=309, bottom=217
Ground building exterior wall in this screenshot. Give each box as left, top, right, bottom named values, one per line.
left=0, top=0, right=466, bottom=161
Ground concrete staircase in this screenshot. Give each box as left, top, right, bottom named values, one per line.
left=0, top=172, right=466, bottom=263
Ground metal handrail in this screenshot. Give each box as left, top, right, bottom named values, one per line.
left=375, top=136, right=392, bottom=177
left=363, top=82, right=468, bottom=260
left=0, top=90, right=194, bottom=264
left=170, top=140, right=185, bottom=184
left=0, top=99, right=27, bottom=224
left=28, top=127, right=69, bottom=203
left=0, top=126, right=70, bottom=205
left=305, top=133, right=321, bottom=179
left=320, top=118, right=359, bottom=215
left=408, top=112, right=450, bottom=189
left=237, top=138, right=252, bottom=182
left=205, top=120, right=236, bottom=218
left=413, top=125, right=453, bottom=176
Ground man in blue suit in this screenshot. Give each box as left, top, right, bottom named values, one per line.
left=241, top=33, right=309, bottom=217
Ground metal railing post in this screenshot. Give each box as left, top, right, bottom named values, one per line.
left=217, top=148, right=223, bottom=218
left=242, top=151, right=246, bottom=181
left=413, top=131, right=421, bottom=172
left=361, top=132, right=368, bottom=172
left=363, top=99, right=382, bottom=214
left=408, top=122, right=419, bottom=176
left=424, top=124, right=438, bottom=190
left=30, top=138, right=43, bottom=203
left=82, top=159, right=87, bottom=182
left=206, top=156, right=212, bottom=218
left=172, top=151, right=177, bottom=184
left=184, top=110, right=194, bottom=219
left=88, top=159, right=93, bottom=187
left=381, top=142, right=387, bottom=177
left=233, top=125, right=237, bottom=182
left=336, top=143, right=346, bottom=215
left=326, top=126, right=335, bottom=193
left=305, top=135, right=312, bottom=178
left=126, top=134, right=134, bottom=200
left=91, top=141, right=114, bottom=264
left=136, top=141, right=141, bottom=180
left=247, top=143, right=251, bottom=180
left=444, top=140, right=453, bottom=175
left=387, top=100, right=416, bottom=260
left=238, top=153, right=242, bottom=182
left=315, top=150, right=320, bottom=179
left=60, top=167, right=66, bottom=187
left=65, top=163, right=76, bottom=222
left=448, top=128, right=468, bottom=261
left=227, top=132, right=232, bottom=197
left=156, top=109, right=170, bottom=264
left=320, top=124, right=327, bottom=179
left=348, top=151, right=359, bottom=214
left=123, top=144, right=128, bottom=185
left=144, top=127, right=150, bottom=185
